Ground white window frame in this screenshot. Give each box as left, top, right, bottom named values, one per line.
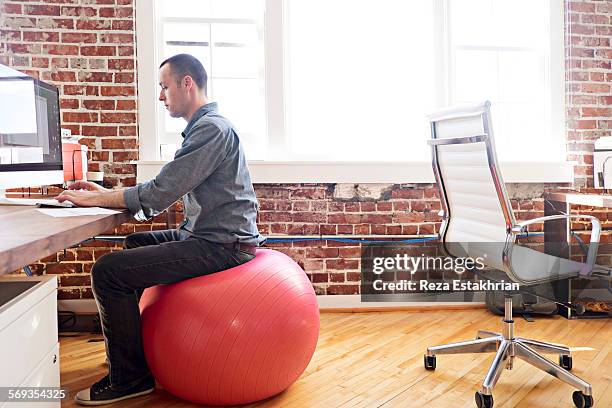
left=135, top=0, right=572, bottom=184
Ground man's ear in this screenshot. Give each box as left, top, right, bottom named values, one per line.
left=184, top=75, right=194, bottom=91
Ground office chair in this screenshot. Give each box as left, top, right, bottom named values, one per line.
left=424, top=101, right=598, bottom=408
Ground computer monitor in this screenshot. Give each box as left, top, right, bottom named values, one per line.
left=0, top=70, right=64, bottom=192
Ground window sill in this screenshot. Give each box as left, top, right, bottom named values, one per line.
left=134, top=160, right=575, bottom=184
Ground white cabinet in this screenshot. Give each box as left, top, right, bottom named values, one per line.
left=0, top=275, right=59, bottom=408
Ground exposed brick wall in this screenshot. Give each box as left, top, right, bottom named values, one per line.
left=1, top=0, right=611, bottom=299
left=566, top=0, right=612, bottom=187
left=0, top=0, right=138, bottom=188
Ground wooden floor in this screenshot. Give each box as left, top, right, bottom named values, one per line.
left=60, top=309, right=612, bottom=408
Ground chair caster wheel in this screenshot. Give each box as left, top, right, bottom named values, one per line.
left=560, top=354, right=573, bottom=371
left=424, top=355, right=436, bottom=370
left=572, top=391, right=593, bottom=408
left=475, top=391, right=494, bottom=408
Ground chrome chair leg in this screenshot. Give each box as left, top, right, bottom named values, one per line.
left=427, top=336, right=501, bottom=356
left=515, top=337, right=570, bottom=356
left=476, top=330, right=500, bottom=339
left=514, top=342, right=592, bottom=396
left=424, top=295, right=593, bottom=407
left=481, top=340, right=510, bottom=395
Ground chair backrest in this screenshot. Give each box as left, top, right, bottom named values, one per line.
left=428, top=101, right=516, bottom=244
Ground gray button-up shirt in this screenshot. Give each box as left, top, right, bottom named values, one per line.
left=124, top=103, right=264, bottom=245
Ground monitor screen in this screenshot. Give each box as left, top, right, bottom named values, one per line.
left=0, top=77, right=63, bottom=173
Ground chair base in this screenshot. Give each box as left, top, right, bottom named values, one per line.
left=424, top=297, right=593, bottom=408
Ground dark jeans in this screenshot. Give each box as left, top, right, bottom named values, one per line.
left=91, top=229, right=255, bottom=389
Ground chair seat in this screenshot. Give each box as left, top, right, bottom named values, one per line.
left=446, top=241, right=587, bottom=285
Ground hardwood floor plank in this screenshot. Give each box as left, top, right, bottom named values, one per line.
left=59, top=309, right=611, bottom=407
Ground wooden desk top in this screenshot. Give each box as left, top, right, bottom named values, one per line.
left=0, top=206, right=130, bottom=275
left=544, top=189, right=612, bottom=208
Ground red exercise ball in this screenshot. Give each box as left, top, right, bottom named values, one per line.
left=140, top=249, right=320, bottom=406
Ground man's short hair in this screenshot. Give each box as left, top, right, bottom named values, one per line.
left=160, top=54, right=208, bottom=92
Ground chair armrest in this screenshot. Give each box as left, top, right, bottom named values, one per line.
left=511, top=214, right=601, bottom=275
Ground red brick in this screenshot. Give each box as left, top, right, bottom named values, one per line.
left=326, top=285, right=359, bottom=295
left=61, top=32, right=97, bottom=43
left=60, top=275, right=91, bottom=286
left=583, top=108, right=611, bottom=117
left=100, top=6, right=133, bottom=17
left=338, top=247, right=361, bottom=258
left=116, top=46, right=133, bottom=56
left=26, top=5, right=61, bottom=15
left=2, top=3, right=22, bottom=14
left=337, top=225, right=352, bottom=234
left=45, top=71, right=76, bottom=82
left=8, top=43, right=40, bottom=54
left=51, top=57, right=69, bottom=68
left=108, top=164, right=136, bottom=175
left=108, top=59, right=134, bottom=70
left=62, top=124, right=80, bottom=136
left=45, top=44, right=79, bottom=55
left=345, top=202, right=359, bottom=212
left=326, top=259, right=359, bottom=270
left=82, top=125, right=118, bottom=136
left=61, top=6, right=97, bottom=17
left=46, top=263, right=83, bottom=274
left=63, top=84, right=87, bottom=95
left=112, top=151, right=139, bottom=162
left=58, top=289, right=81, bottom=299
left=401, top=225, right=418, bottom=235
left=32, top=57, right=49, bottom=68
left=354, top=224, right=369, bottom=234
left=112, top=20, right=134, bottom=30
left=79, top=72, right=114, bottom=82
left=100, top=33, right=134, bottom=43
left=260, top=211, right=291, bottom=222
left=329, top=273, right=345, bottom=283
left=81, top=46, right=116, bottom=56
left=116, top=100, right=136, bottom=110
left=76, top=19, right=111, bottom=30
left=83, top=100, right=115, bottom=110
left=101, top=85, right=135, bottom=96
left=419, top=224, right=435, bottom=235
left=291, top=212, right=326, bottom=223
left=582, top=83, right=610, bottom=94
left=122, top=177, right=137, bottom=186
left=101, top=138, right=138, bottom=149
left=23, top=31, right=60, bottom=42
left=291, top=189, right=325, bottom=199
left=392, top=189, right=424, bottom=199
left=119, top=126, right=138, bottom=136
left=0, top=29, right=20, bottom=41
left=91, top=150, right=109, bottom=162
left=60, top=98, right=79, bottom=109
left=63, top=112, right=99, bottom=123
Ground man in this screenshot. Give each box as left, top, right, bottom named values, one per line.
left=58, top=53, right=264, bottom=405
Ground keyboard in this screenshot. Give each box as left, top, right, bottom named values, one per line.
left=0, top=197, right=74, bottom=208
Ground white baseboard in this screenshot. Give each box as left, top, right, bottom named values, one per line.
left=316, top=294, right=484, bottom=310
left=57, top=295, right=485, bottom=314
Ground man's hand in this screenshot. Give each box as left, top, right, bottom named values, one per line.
left=56, top=188, right=128, bottom=208
left=67, top=180, right=109, bottom=192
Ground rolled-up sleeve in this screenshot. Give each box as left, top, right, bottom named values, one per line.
left=123, top=122, right=230, bottom=221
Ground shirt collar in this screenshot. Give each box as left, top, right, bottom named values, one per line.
left=181, top=102, right=218, bottom=138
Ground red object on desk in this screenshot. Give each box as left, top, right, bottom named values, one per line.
left=62, top=142, right=88, bottom=182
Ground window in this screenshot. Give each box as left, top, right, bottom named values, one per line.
left=136, top=0, right=568, bottom=181
left=447, top=0, right=564, bottom=162
left=156, top=0, right=266, bottom=159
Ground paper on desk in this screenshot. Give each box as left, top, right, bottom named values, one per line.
left=37, top=207, right=121, bottom=217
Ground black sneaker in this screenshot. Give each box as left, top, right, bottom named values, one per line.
left=75, top=374, right=155, bottom=406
